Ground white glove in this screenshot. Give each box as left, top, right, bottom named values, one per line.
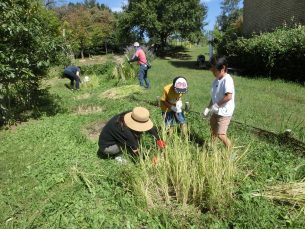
left=175, top=100, right=183, bottom=113
left=202, top=107, right=210, bottom=118
left=210, top=103, right=219, bottom=114
left=170, top=106, right=178, bottom=112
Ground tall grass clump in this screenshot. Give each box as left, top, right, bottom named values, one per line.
left=111, top=62, right=137, bottom=80
left=81, top=74, right=100, bottom=89
left=121, top=130, right=241, bottom=217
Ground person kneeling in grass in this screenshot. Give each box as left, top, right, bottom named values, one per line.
left=160, top=76, right=188, bottom=135
left=97, top=107, right=165, bottom=160
left=202, top=56, right=235, bottom=149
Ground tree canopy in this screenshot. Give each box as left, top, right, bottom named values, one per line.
left=55, top=4, right=115, bottom=57
left=216, top=0, right=242, bottom=32
left=122, top=0, right=207, bottom=47
left=0, top=0, right=68, bottom=124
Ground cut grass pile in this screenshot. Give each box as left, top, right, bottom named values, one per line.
left=99, top=84, right=144, bottom=100
left=253, top=181, right=305, bottom=206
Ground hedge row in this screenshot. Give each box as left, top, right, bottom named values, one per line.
left=224, top=25, right=305, bottom=83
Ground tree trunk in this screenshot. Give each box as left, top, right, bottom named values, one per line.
left=105, top=42, right=108, bottom=55
left=81, top=49, right=84, bottom=59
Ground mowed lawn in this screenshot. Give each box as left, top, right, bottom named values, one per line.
left=1, top=46, right=305, bottom=228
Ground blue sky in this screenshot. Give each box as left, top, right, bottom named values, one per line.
left=62, top=0, right=243, bottom=31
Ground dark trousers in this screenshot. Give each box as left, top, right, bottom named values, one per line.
left=138, top=64, right=150, bottom=88
left=64, top=70, right=80, bottom=89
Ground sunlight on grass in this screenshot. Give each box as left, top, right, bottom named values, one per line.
left=100, top=84, right=144, bottom=100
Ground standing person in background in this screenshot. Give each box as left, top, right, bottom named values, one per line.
left=202, top=56, right=235, bottom=149
left=160, top=76, right=188, bottom=134
left=128, top=42, right=150, bottom=89
left=63, top=66, right=81, bottom=90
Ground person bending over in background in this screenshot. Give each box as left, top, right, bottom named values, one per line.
left=160, top=76, right=188, bottom=134
left=202, top=56, right=235, bottom=149
left=128, top=42, right=150, bottom=89
left=97, top=107, right=165, bottom=161
left=63, top=65, right=81, bottom=90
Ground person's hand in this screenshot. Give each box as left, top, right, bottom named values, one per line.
left=210, top=103, right=219, bottom=114
left=202, top=107, right=210, bottom=118
left=170, top=106, right=177, bottom=112
left=156, top=139, right=166, bottom=149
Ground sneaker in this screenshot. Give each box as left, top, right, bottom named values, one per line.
left=115, top=156, right=128, bottom=164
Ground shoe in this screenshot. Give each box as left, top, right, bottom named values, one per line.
left=115, top=156, right=128, bottom=164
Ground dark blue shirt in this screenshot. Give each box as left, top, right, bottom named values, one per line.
left=64, top=66, right=80, bottom=74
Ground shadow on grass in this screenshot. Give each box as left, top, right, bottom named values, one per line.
left=1, top=87, right=66, bottom=127
left=158, top=46, right=192, bottom=60
left=169, top=60, right=211, bottom=70
left=231, top=122, right=305, bottom=156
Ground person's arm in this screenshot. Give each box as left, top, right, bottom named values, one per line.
left=129, top=51, right=138, bottom=62
left=124, top=130, right=140, bottom=156
left=147, top=127, right=166, bottom=149
left=147, top=126, right=160, bottom=140
left=160, top=88, right=177, bottom=112
left=217, top=93, right=232, bottom=107
left=217, top=77, right=234, bottom=107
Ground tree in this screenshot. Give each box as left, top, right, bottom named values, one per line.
left=55, top=4, right=115, bottom=57
left=216, top=0, right=242, bottom=32
left=122, top=0, right=207, bottom=48
left=0, top=0, right=68, bottom=124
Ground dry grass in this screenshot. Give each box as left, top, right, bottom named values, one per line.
left=99, top=85, right=143, bottom=100
left=74, top=105, right=103, bottom=115
left=253, top=181, right=305, bottom=206
left=122, top=130, right=246, bottom=215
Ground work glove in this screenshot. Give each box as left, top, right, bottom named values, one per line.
left=170, top=106, right=178, bottom=113
left=176, top=100, right=183, bottom=113
left=210, top=103, right=219, bottom=114
left=156, top=139, right=166, bottom=149
left=202, top=107, right=210, bottom=118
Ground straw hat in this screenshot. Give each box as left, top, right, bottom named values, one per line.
left=124, top=107, right=153, bottom=132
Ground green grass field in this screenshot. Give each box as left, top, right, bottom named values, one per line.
left=1, top=46, right=305, bottom=228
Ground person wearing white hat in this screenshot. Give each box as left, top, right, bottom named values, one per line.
left=128, top=42, right=150, bottom=88
left=159, top=76, right=188, bottom=133
left=97, top=107, right=165, bottom=159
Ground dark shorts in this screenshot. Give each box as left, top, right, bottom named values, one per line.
left=162, top=111, right=186, bottom=127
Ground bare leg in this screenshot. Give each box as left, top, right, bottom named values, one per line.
left=180, top=123, right=188, bottom=137
left=218, top=134, right=232, bottom=149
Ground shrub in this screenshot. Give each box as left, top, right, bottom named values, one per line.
left=81, top=62, right=114, bottom=76
left=221, top=25, right=305, bottom=83
left=0, top=0, right=68, bottom=125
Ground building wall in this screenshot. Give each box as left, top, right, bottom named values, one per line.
left=243, top=0, right=305, bottom=35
